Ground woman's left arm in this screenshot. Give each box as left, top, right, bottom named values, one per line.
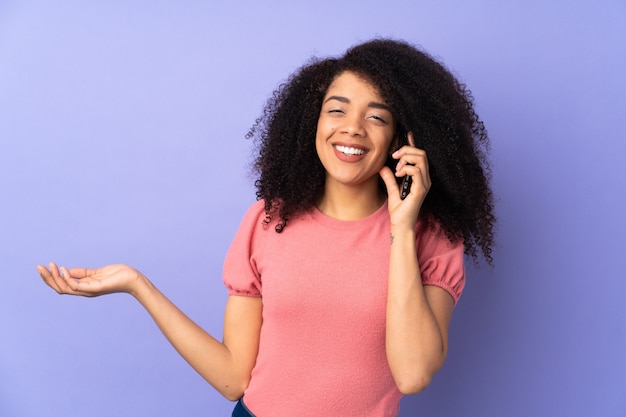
left=379, top=136, right=455, bottom=394
left=385, top=226, right=454, bottom=394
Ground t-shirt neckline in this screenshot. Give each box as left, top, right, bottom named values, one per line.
left=309, top=201, right=389, bottom=231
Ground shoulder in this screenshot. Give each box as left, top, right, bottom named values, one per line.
left=243, top=199, right=267, bottom=220
left=414, top=217, right=462, bottom=254
left=236, top=200, right=271, bottom=233
left=233, top=199, right=292, bottom=245
left=414, top=217, right=466, bottom=304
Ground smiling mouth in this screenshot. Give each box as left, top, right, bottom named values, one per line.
left=334, top=145, right=366, bottom=156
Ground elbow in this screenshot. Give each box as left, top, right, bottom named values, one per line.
left=218, top=377, right=251, bottom=402
left=224, top=390, right=245, bottom=402
left=393, top=357, right=445, bottom=395
left=395, top=372, right=433, bottom=395
left=391, top=348, right=447, bottom=394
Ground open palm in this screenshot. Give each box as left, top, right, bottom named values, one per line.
left=37, top=262, right=143, bottom=297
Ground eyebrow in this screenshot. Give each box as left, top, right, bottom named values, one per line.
left=324, top=95, right=392, bottom=112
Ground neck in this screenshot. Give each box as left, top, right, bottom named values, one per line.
left=317, top=180, right=386, bottom=221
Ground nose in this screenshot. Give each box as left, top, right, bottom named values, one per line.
left=340, top=114, right=365, bottom=137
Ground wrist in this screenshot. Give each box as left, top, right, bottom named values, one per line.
left=390, top=224, right=415, bottom=238
left=390, top=226, right=415, bottom=247
left=129, top=272, right=153, bottom=300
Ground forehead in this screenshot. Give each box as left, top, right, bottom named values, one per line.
left=324, top=71, right=384, bottom=100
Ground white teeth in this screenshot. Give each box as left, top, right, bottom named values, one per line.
left=335, top=145, right=365, bottom=155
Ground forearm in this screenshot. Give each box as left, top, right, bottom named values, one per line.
left=131, top=277, right=248, bottom=400
left=386, top=227, right=446, bottom=394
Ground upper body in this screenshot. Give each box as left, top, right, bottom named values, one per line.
left=38, top=38, right=495, bottom=417
left=223, top=199, right=465, bottom=416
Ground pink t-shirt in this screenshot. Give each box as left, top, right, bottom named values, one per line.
left=223, top=200, right=465, bottom=417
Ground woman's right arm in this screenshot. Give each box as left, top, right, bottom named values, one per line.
left=37, top=262, right=262, bottom=401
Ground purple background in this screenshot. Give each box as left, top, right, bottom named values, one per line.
left=1, top=1, right=625, bottom=416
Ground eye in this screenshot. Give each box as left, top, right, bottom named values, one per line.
left=368, top=114, right=388, bottom=124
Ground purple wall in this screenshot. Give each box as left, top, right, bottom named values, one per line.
left=1, top=1, right=625, bottom=416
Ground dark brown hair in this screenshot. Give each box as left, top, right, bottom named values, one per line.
left=248, top=38, right=495, bottom=264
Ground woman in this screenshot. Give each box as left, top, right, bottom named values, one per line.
left=38, top=38, right=495, bottom=417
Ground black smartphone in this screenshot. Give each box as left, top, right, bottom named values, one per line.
left=400, top=171, right=412, bottom=200
left=399, top=130, right=415, bottom=200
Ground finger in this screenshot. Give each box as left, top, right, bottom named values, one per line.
left=36, top=264, right=49, bottom=276
left=410, top=157, right=430, bottom=184
left=39, top=263, right=73, bottom=294
left=414, top=153, right=431, bottom=188
left=50, top=262, right=69, bottom=283
left=396, top=147, right=429, bottom=176
left=395, top=153, right=427, bottom=178
left=37, top=264, right=62, bottom=293
left=52, top=264, right=82, bottom=294
left=68, top=267, right=98, bottom=279
left=407, top=131, right=416, bottom=147
left=60, top=266, right=91, bottom=295
left=48, top=262, right=60, bottom=276
left=48, top=262, right=69, bottom=293
left=393, top=131, right=418, bottom=158
left=379, top=166, right=400, bottom=198
left=392, top=147, right=426, bottom=173
left=65, top=280, right=103, bottom=297
left=57, top=269, right=99, bottom=297
left=402, top=165, right=430, bottom=195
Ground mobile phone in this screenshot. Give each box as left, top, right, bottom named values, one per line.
left=400, top=173, right=412, bottom=200
left=399, top=132, right=416, bottom=200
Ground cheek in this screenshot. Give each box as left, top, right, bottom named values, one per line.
left=375, top=153, right=390, bottom=170
left=381, top=133, right=395, bottom=153
left=377, top=136, right=396, bottom=167
left=315, top=117, right=336, bottom=146
left=317, top=116, right=336, bottom=134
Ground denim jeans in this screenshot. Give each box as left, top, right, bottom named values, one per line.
left=232, top=398, right=256, bottom=417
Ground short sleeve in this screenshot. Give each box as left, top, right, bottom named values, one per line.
left=415, top=220, right=466, bottom=305
left=222, top=200, right=266, bottom=297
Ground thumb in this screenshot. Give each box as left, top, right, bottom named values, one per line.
left=379, top=166, right=399, bottom=197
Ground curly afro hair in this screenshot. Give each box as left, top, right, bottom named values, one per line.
left=248, top=38, right=495, bottom=264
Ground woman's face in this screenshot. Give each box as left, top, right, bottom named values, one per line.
left=315, top=71, right=395, bottom=192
